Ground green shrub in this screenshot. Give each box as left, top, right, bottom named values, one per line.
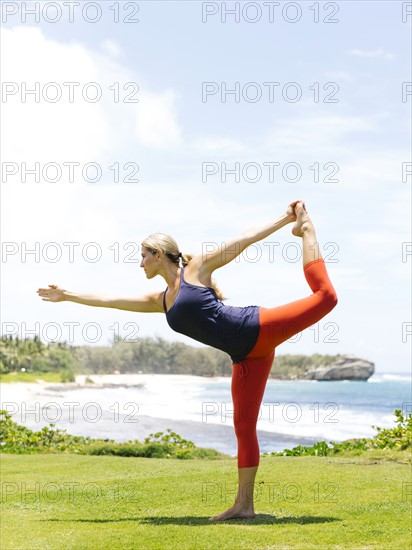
left=144, top=429, right=195, bottom=449
left=0, top=411, right=226, bottom=460
left=60, top=369, right=75, bottom=383
left=371, top=408, right=412, bottom=450
left=263, top=408, right=412, bottom=457
left=0, top=410, right=90, bottom=454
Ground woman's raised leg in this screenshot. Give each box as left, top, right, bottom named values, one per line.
left=249, top=203, right=338, bottom=357
left=292, top=201, right=321, bottom=265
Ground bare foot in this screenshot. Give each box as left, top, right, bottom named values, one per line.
left=209, top=504, right=256, bottom=522
left=292, top=202, right=313, bottom=237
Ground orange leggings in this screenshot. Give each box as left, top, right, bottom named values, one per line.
left=231, top=259, right=338, bottom=468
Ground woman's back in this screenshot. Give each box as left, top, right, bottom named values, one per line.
left=163, top=268, right=260, bottom=363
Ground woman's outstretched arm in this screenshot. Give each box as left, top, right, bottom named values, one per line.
left=36, top=285, right=165, bottom=313
left=195, top=200, right=301, bottom=274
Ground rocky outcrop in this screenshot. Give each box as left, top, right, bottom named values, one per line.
left=304, top=355, right=375, bottom=381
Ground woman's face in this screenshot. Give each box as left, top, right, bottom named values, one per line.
left=140, top=246, right=160, bottom=278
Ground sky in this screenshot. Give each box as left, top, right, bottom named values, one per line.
left=1, top=1, right=411, bottom=374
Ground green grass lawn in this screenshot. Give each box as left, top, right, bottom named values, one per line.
left=0, top=372, right=63, bottom=383
left=1, top=453, right=410, bottom=549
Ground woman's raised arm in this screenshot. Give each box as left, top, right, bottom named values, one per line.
left=36, top=285, right=165, bottom=313
left=195, top=201, right=302, bottom=274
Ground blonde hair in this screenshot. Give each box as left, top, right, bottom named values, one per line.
left=141, top=233, right=225, bottom=301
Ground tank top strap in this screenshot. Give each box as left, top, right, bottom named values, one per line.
left=162, top=288, right=168, bottom=312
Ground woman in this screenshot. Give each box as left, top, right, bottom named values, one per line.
left=37, top=200, right=338, bottom=521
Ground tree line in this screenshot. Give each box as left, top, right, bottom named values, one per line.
left=0, top=335, right=340, bottom=379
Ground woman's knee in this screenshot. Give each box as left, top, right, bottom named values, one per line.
left=234, top=418, right=257, bottom=441
left=322, top=286, right=338, bottom=311
left=233, top=401, right=261, bottom=432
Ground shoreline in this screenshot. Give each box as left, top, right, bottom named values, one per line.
left=1, top=371, right=410, bottom=386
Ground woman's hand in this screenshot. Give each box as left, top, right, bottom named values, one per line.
left=37, top=285, right=66, bottom=302
left=285, top=199, right=305, bottom=221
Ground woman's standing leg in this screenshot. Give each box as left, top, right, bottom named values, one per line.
left=210, top=354, right=274, bottom=522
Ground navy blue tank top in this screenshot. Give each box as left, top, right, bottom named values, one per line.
left=163, top=268, right=260, bottom=363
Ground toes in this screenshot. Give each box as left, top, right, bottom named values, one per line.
left=295, top=201, right=308, bottom=215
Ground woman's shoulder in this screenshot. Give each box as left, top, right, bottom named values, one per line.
left=183, top=258, right=213, bottom=288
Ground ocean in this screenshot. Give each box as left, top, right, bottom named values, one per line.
left=1, top=372, right=410, bottom=456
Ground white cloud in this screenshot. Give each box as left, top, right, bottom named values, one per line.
left=324, top=71, right=354, bottom=82
left=134, top=89, right=182, bottom=149
left=330, top=267, right=381, bottom=292
left=352, top=232, right=404, bottom=263
left=348, top=48, right=395, bottom=60
left=1, top=27, right=109, bottom=164
left=192, top=137, right=247, bottom=153
left=340, top=154, right=410, bottom=190
left=263, top=114, right=378, bottom=151
left=101, top=39, right=122, bottom=58
left=1, top=26, right=182, bottom=167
